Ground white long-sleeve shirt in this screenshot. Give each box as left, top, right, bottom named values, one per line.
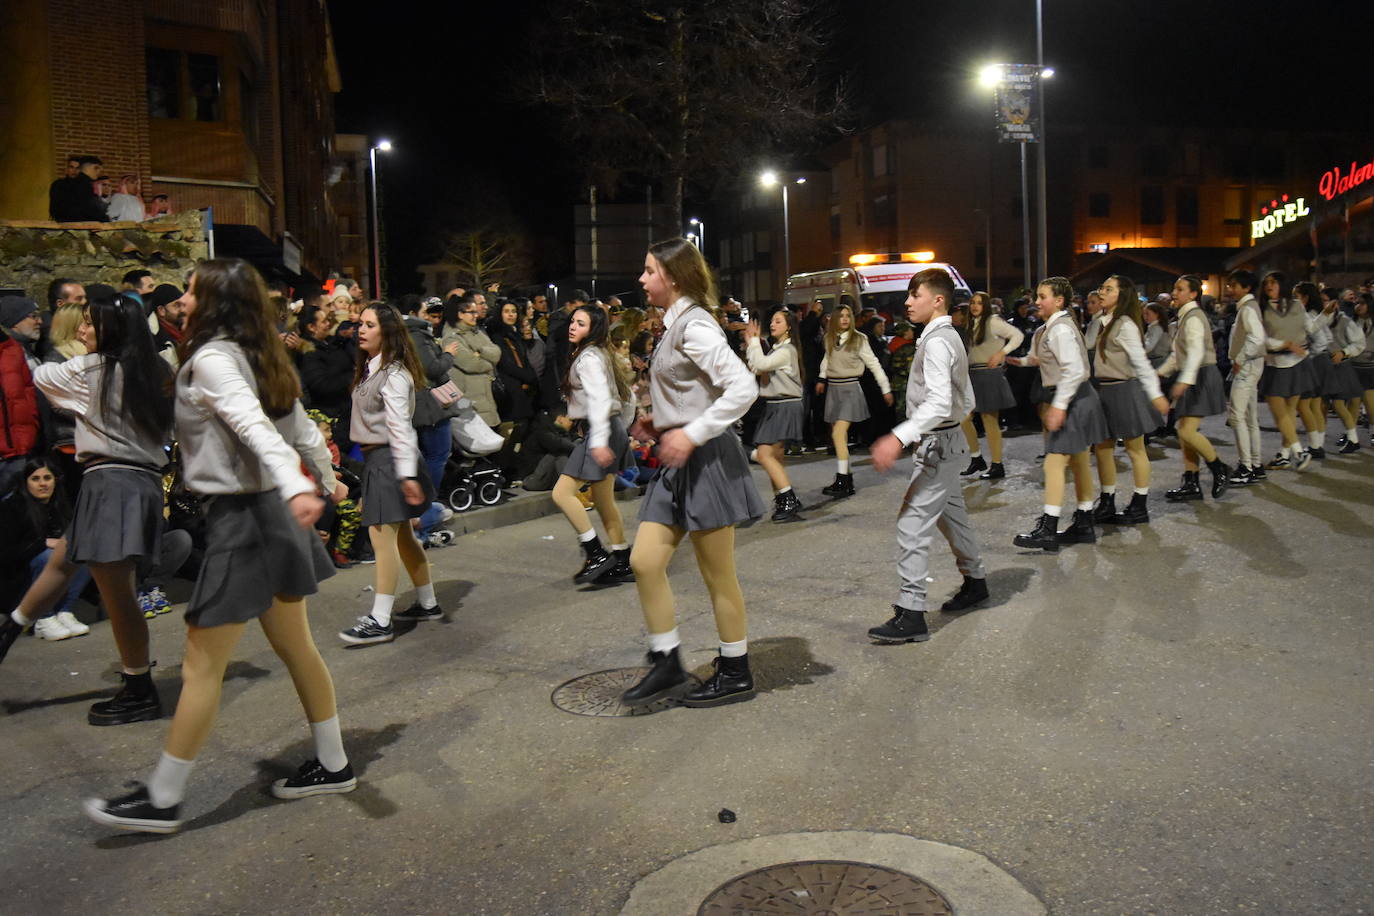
left=891, top=317, right=972, bottom=445
left=566, top=348, right=619, bottom=449
left=1228, top=294, right=1266, bottom=365
left=661, top=296, right=758, bottom=446
left=1332, top=312, right=1366, bottom=359
left=33, top=354, right=168, bottom=467
left=745, top=336, right=802, bottom=398
left=1038, top=310, right=1089, bottom=410
left=350, top=354, right=420, bottom=478
left=1304, top=309, right=1334, bottom=355
left=1156, top=302, right=1207, bottom=385
left=819, top=331, right=891, bottom=394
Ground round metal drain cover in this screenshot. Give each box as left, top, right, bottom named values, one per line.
left=551, top=667, right=701, bottom=717
left=698, top=860, right=952, bottom=915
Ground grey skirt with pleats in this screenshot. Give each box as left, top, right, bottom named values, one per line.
left=360, top=445, right=437, bottom=527
left=1324, top=358, right=1364, bottom=401
left=969, top=365, right=1017, bottom=414
left=65, top=466, right=165, bottom=565
left=752, top=397, right=803, bottom=445
left=185, top=489, right=335, bottom=627
left=823, top=377, right=869, bottom=423
left=638, top=430, right=765, bottom=531
left=1043, top=384, right=1110, bottom=455
left=1095, top=378, right=1163, bottom=440
left=562, top=416, right=634, bottom=482
left=1259, top=359, right=1315, bottom=399
left=1177, top=365, right=1226, bottom=417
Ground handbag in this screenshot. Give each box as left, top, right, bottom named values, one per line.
left=430, top=380, right=462, bottom=407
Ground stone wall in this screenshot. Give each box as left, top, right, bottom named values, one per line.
left=0, top=209, right=208, bottom=303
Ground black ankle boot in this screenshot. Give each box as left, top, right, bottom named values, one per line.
left=770, top=490, right=803, bottom=522
left=1165, top=471, right=1203, bottom=502
left=980, top=461, right=1006, bottom=479
left=89, top=670, right=161, bottom=726
left=1013, top=513, right=1061, bottom=552
left=574, top=537, right=615, bottom=584
left=1206, top=459, right=1231, bottom=499
left=940, top=576, right=990, bottom=612
left=821, top=472, right=855, bottom=498
left=1111, top=492, right=1150, bottom=524
left=621, top=647, right=688, bottom=706
left=867, top=606, right=930, bottom=643
left=1056, top=509, right=1098, bottom=545
left=602, top=548, right=635, bottom=584
left=682, top=654, right=755, bottom=707
left=961, top=455, right=988, bottom=476
left=0, top=614, right=23, bottom=664
left=1091, top=493, right=1117, bottom=524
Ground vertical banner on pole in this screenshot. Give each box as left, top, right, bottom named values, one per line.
left=995, top=65, right=1041, bottom=144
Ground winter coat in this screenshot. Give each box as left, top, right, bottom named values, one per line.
left=299, top=335, right=356, bottom=417
left=487, top=322, right=539, bottom=422
left=441, top=321, right=501, bottom=426
left=0, top=337, right=40, bottom=459
left=404, top=315, right=456, bottom=428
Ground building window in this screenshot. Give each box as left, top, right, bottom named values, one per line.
left=872, top=194, right=894, bottom=228
left=147, top=48, right=225, bottom=122
left=1141, top=146, right=1168, bottom=178
left=872, top=144, right=888, bottom=178
left=1088, top=193, right=1111, bottom=218
left=1088, top=146, right=1108, bottom=169
left=188, top=53, right=221, bottom=121
left=146, top=48, right=181, bottom=118
left=1140, top=185, right=1165, bottom=225
left=240, top=72, right=259, bottom=148
left=1176, top=187, right=1199, bottom=228
left=1223, top=187, right=1244, bottom=225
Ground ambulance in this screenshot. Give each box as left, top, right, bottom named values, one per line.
left=784, top=253, right=972, bottom=321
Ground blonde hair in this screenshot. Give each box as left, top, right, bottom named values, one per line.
left=823, top=304, right=861, bottom=352
left=647, top=238, right=718, bottom=312
left=49, top=303, right=88, bottom=359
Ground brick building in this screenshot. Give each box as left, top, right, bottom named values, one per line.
left=330, top=133, right=371, bottom=295
left=0, top=0, right=344, bottom=285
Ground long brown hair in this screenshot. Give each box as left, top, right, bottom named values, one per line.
left=1099, top=274, right=1143, bottom=356
left=969, top=291, right=992, bottom=345
left=647, top=237, right=719, bottom=312
left=561, top=306, right=631, bottom=403
left=771, top=307, right=805, bottom=384
left=180, top=258, right=301, bottom=417
left=353, top=304, right=426, bottom=389
left=823, top=304, right=862, bottom=352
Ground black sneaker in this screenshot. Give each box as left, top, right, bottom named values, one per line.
left=0, top=614, right=23, bottom=664
left=1337, top=435, right=1361, bottom=454
left=1264, top=452, right=1291, bottom=471
left=83, top=784, right=182, bottom=834
left=394, top=601, right=443, bottom=622
left=979, top=462, right=1006, bottom=480
left=339, top=615, right=395, bottom=645
left=1249, top=465, right=1268, bottom=482
left=88, top=671, right=161, bottom=726
left=270, top=758, right=358, bottom=799
left=940, top=576, right=989, bottom=612
left=1227, top=465, right=1253, bottom=486
left=867, top=606, right=930, bottom=643
left=1309, top=446, right=1326, bottom=460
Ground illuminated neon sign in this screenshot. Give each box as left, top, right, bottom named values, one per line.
left=1251, top=194, right=1309, bottom=240
left=1318, top=154, right=1374, bottom=201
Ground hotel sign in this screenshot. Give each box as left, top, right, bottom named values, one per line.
left=1251, top=194, right=1309, bottom=241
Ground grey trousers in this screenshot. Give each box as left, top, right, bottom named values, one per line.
left=1227, top=359, right=1263, bottom=467
left=896, top=427, right=986, bottom=611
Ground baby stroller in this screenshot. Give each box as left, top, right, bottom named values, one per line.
left=444, top=404, right=507, bottom=512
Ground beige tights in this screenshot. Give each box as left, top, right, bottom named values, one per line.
left=630, top=522, right=747, bottom=642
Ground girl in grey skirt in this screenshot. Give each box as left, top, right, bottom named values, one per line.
left=339, top=305, right=441, bottom=646
left=960, top=291, right=1024, bottom=479
left=1319, top=295, right=1367, bottom=453
left=745, top=308, right=805, bottom=522
left=552, top=305, right=636, bottom=586
left=1156, top=275, right=1232, bottom=502
left=1296, top=282, right=1336, bottom=458
left=1088, top=275, right=1169, bottom=525
left=84, top=258, right=355, bottom=836
left=8, top=293, right=173, bottom=728
left=621, top=238, right=763, bottom=710
left=816, top=304, right=892, bottom=498
left=1010, top=277, right=1109, bottom=551
left=1257, top=272, right=1314, bottom=470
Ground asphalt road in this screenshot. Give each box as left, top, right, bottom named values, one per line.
left=4, top=417, right=1371, bottom=914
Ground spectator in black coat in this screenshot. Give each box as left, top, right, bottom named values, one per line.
left=514, top=409, right=576, bottom=490
left=48, top=156, right=109, bottom=222
left=485, top=302, right=540, bottom=477
left=397, top=295, right=456, bottom=488
left=297, top=303, right=355, bottom=450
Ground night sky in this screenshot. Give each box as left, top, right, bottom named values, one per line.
left=329, top=0, right=1368, bottom=293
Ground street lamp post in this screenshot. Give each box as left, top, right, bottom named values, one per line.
left=368, top=139, right=392, bottom=300
left=1035, top=0, right=1049, bottom=282
left=689, top=217, right=705, bottom=255
left=760, top=171, right=805, bottom=303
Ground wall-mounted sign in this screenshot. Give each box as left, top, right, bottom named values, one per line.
left=994, top=64, right=1041, bottom=144
left=1251, top=194, right=1310, bottom=240
left=1318, top=154, right=1374, bottom=201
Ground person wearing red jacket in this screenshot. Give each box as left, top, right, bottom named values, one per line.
left=0, top=296, right=42, bottom=493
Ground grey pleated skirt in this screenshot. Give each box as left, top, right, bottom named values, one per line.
left=1095, top=378, right=1163, bottom=440
left=186, top=490, right=335, bottom=627
left=823, top=377, right=869, bottom=423
left=1043, top=384, right=1109, bottom=455
left=1355, top=363, right=1374, bottom=390
left=562, top=416, right=634, bottom=482
left=65, top=466, right=165, bottom=565
left=1176, top=364, right=1227, bottom=417
left=638, top=430, right=765, bottom=531
left=360, top=445, right=438, bottom=527
left=752, top=397, right=803, bottom=445
left=1030, top=375, right=1051, bottom=404
left=1259, top=359, right=1316, bottom=398
left=1325, top=358, right=1364, bottom=401
left=969, top=365, right=1017, bottom=413
left=1305, top=352, right=1332, bottom=397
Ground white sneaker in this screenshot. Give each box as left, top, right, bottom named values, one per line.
left=34, top=616, right=74, bottom=640
left=56, top=611, right=90, bottom=636
left=437, top=506, right=455, bottom=524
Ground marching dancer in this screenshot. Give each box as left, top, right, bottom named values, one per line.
left=1319, top=292, right=1367, bottom=453
left=1295, top=281, right=1335, bottom=459
left=339, top=304, right=441, bottom=645
left=1258, top=272, right=1314, bottom=471
left=959, top=291, right=1023, bottom=480
left=1155, top=275, right=1231, bottom=501
left=84, top=259, right=353, bottom=834
left=551, top=304, right=636, bottom=585
left=0, top=293, right=172, bottom=727
left=1088, top=275, right=1168, bottom=525
left=620, top=238, right=763, bottom=708
left=1224, top=269, right=1267, bottom=485
left=744, top=308, right=805, bottom=522
left=1010, top=277, right=1108, bottom=551
left=816, top=303, right=892, bottom=498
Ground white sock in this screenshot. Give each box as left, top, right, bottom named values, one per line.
left=415, top=582, right=437, bottom=609
left=123, top=664, right=150, bottom=676
left=310, top=716, right=349, bottom=773
left=749, top=448, right=758, bottom=462
left=777, top=486, right=792, bottom=495
left=370, top=594, right=396, bottom=627
left=1043, top=505, right=1061, bottom=517
left=1308, top=430, right=1325, bottom=449
left=11, top=609, right=31, bottom=627
left=720, top=638, right=748, bottom=658
left=1346, top=427, right=1359, bottom=443
left=1134, top=487, right=1149, bottom=496
left=147, top=751, right=194, bottom=808
left=577, top=528, right=597, bottom=543
left=1077, top=501, right=1094, bottom=512
left=609, top=543, right=628, bottom=551
left=970, top=449, right=982, bottom=458
left=648, top=628, right=680, bottom=654
left=837, top=459, right=850, bottom=473
left=1100, top=484, right=1115, bottom=497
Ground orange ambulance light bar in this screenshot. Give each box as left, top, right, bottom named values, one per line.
left=901, top=251, right=935, bottom=263
left=848, top=253, right=884, bottom=266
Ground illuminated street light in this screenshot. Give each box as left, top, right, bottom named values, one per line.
left=978, top=63, right=1004, bottom=88
left=1040, top=67, right=1055, bottom=79
left=688, top=217, right=705, bottom=252
left=758, top=170, right=805, bottom=299
left=369, top=139, right=394, bottom=298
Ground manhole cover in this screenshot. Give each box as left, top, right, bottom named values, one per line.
left=698, top=860, right=952, bottom=915
left=551, top=667, right=702, bottom=717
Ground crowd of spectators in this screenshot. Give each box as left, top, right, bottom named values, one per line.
left=47, top=154, right=169, bottom=223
